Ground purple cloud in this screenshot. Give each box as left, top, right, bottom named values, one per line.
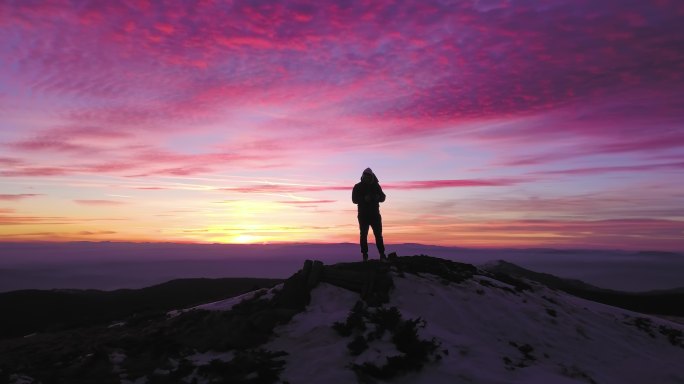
left=223, top=177, right=526, bottom=194
left=534, top=161, right=684, bottom=176
left=385, top=178, right=527, bottom=190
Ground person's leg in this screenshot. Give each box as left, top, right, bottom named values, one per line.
left=370, top=214, right=385, bottom=258
left=358, top=215, right=370, bottom=261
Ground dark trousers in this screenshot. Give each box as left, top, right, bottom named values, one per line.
left=358, top=213, right=384, bottom=256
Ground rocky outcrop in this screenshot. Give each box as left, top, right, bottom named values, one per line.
left=284, top=254, right=478, bottom=307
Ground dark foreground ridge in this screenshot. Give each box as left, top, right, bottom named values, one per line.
left=0, top=255, right=478, bottom=383
left=0, top=255, right=681, bottom=384
left=0, top=278, right=283, bottom=340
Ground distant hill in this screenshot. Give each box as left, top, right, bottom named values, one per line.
left=0, top=277, right=282, bottom=340
left=483, top=260, right=684, bottom=316
left=3, top=242, right=683, bottom=292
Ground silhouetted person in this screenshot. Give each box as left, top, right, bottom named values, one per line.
left=352, top=168, right=386, bottom=261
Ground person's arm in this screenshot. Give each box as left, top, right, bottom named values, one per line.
left=376, top=184, right=386, bottom=203
left=352, top=184, right=361, bottom=204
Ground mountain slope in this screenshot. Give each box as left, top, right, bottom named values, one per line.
left=269, top=270, right=684, bottom=384
left=0, top=277, right=282, bottom=339
left=1, top=256, right=682, bottom=384
left=483, top=260, right=684, bottom=316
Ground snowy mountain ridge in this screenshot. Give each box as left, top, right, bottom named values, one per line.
left=1, top=255, right=683, bottom=384
left=263, top=259, right=684, bottom=384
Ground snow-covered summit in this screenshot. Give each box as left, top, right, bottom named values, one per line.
left=2, top=255, right=682, bottom=384
left=169, top=255, right=684, bottom=383
left=270, top=261, right=684, bottom=384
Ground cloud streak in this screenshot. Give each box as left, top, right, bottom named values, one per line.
left=223, top=178, right=527, bottom=194
left=385, top=178, right=527, bottom=190
left=74, top=200, right=127, bottom=206
left=534, top=161, right=684, bottom=176
left=0, top=194, right=41, bottom=201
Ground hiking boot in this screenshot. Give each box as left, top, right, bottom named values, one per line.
left=380, top=253, right=387, bottom=261
left=362, top=253, right=368, bottom=262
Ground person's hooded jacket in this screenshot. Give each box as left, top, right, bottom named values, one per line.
left=352, top=168, right=386, bottom=216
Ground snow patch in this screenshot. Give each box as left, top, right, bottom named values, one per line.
left=267, top=269, right=684, bottom=384
left=167, top=283, right=284, bottom=318
left=108, top=321, right=126, bottom=328
left=192, top=288, right=263, bottom=311
left=266, top=282, right=360, bottom=384
left=388, top=271, right=684, bottom=384
left=354, top=336, right=400, bottom=365
left=9, top=374, right=35, bottom=384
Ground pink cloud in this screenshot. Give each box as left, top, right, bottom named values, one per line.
left=386, top=178, right=526, bottom=190
left=8, top=138, right=90, bottom=153
left=4, top=0, right=680, bottom=172
left=74, top=200, right=126, bottom=206
left=50, top=126, right=132, bottom=140
left=225, top=178, right=526, bottom=194
left=495, top=150, right=586, bottom=167
left=82, top=162, right=142, bottom=173
left=224, top=184, right=349, bottom=194
left=5, top=126, right=136, bottom=159
left=4, top=1, right=683, bottom=117
left=595, top=135, right=684, bottom=155
left=431, top=194, right=684, bottom=219
left=0, top=167, right=72, bottom=177
left=493, top=129, right=684, bottom=169
left=0, top=140, right=282, bottom=178
left=0, top=157, right=23, bottom=166
left=0, top=194, right=41, bottom=201
left=128, top=166, right=214, bottom=178
left=535, top=161, right=684, bottom=176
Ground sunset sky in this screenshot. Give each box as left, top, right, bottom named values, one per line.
left=1, top=0, right=683, bottom=250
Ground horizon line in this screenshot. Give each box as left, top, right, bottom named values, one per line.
left=0, top=239, right=680, bottom=254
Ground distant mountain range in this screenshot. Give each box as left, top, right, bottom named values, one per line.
left=1, top=256, right=683, bottom=383
left=2, top=242, right=683, bottom=292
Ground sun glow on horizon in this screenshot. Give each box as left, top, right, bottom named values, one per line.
left=228, top=234, right=261, bottom=244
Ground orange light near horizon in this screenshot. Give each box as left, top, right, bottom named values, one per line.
left=230, top=234, right=261, bottom=244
